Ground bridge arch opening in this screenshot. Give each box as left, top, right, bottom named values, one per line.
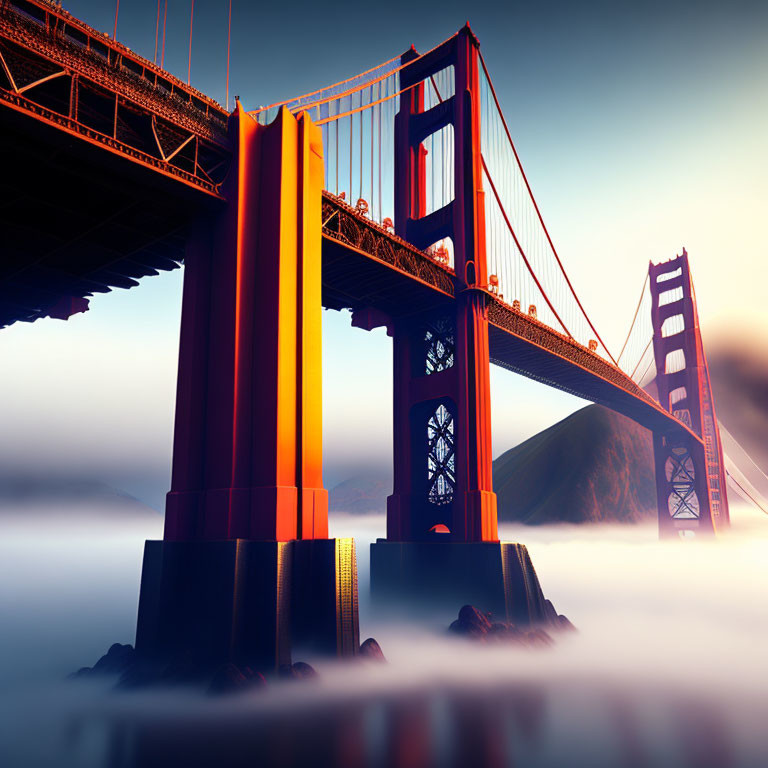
left=429, top=523, right=451, bottom=534
left=421, top=124, right=455, bottom=218
left=661, top=313, right=685, bottom=338
left=665, top=348, right=686, bottom=374
left=656, top=267, right=682, bottom=283
left=669, top=386, right=687, bottom=406
left=658, top=286, right=684, bottom=307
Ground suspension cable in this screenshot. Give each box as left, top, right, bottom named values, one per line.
left=226, top=0, right=232, bottom=111
left=482, top=156, right=573, bottom=339
left=113, top=0, right=120, bottom=41
left=250, top=54, right=402, bottom=116
left=313, top=79, right=421, bottom=125
left=478, top=50, right=619, bottom=366
left=154, top=0, right=160, bottom=64
left=726, top=470, right=768, bottom=515
left=160, top=0, right=168, bottom=69
left=617, top=272, right=650, bottom=366
left=249, top=33, right=458, bottom=118
left=631, top=339, right=654, bottom=381
left=187, top=0, right=195, bottom=85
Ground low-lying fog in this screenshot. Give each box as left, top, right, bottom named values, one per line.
left=1, top=500, right=767, bottom=768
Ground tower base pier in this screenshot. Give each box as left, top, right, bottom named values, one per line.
left=135, top=538, right=359, bottom=672
left=370, top=540, right=551, bottom=626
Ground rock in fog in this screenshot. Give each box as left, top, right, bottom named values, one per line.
left=359, top=637, right=386, bottom=661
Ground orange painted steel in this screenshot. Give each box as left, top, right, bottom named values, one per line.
left=0, top=0, right=230, bottom=196
left=454, top=26, right=497, bottom=543
left=0, top=4, right=723, bottom=546
left=384, top=27, right=498, bottom=544
left=649, top=252, right=730, bottom=537
left=320, top=194, right=704, bottom=444
left=165, top=104, right=327, bottom=542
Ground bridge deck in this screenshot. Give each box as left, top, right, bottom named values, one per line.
left=0, top=99, right=215, bottom=325
left=320, top=195, right=698, bottom=441
left=0, top=0, right=695, bottom=442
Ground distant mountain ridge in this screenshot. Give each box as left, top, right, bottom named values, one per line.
left=329, top=404, right=657, bottom=524
left=494, top=404, right=656, bottom=524
left=0, top=475, right=160, bottom=516
left=329, top=474, right=391, bottom=514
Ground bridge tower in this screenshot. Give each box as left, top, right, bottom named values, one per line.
left=366, top=27, right=549, bottom=623
left=386, top=26, right=497, bottom=543
left=135, top=105, right=359, bottom=670
left=649, top=250, right=729, bottom=537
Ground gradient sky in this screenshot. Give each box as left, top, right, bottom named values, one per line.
left=1, top=0, right=766, bottom=507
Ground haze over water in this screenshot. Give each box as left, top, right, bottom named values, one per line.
left=0, top=2, right=765, bottom=765
left=1, top=500, right=767, bottom=767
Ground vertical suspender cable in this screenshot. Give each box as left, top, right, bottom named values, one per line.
left=334, top=100, right=338, bottom=195
left=160, top=0, right=168, bottom=69
left=113, top=0, right=120, bottom=41
left=359, top=95, right=363, bottom=203
left=370, top=87, right=374, bottom=214
left=479, top=51, right=617, bottom=363
left=378, top=81, right=382, bottom=221
left=226, top=0, right=232, bottom=111
left=187, top=0, right=195, bottom=85
left=154, top=0, right=161, bottom=63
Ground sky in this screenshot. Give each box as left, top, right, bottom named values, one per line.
left=1, top=0, right=766, bottom=507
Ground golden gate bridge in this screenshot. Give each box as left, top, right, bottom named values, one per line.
left=0, top=0, right=759, bottom=671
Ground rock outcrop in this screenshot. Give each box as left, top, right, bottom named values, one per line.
left=208, top=663, right=268, bottom=695
left=359, top=637, right=386, bottom=661
left=72, top=642, right=136, bottom=678
left=448, top=604, right=574, bottom=645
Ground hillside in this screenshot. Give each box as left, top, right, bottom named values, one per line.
left=329, top=474, right=390, bottom=514
left=493, top=404, right=656, bottom=524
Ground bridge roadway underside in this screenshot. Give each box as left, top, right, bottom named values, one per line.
left=0, top=106, right=218, bottom=327
left=323, top=233, right=684, bottom=437
left=487, top=324, right=667, bottom=434
left=0, top=108, right=686, bottom=440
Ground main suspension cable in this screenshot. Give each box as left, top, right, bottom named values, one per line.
left=478, top=49, right=619, bottom=366
left=482, top=156, right=573, bottom=339
left=249, top=33, right=458, bottom=119
left=617, top=272, right=650, bottom=366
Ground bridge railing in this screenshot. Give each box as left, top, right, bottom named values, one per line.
left=0, top=0, right=230, bottom=194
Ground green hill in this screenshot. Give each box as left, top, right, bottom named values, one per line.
left=493, top=404, right=656, bottom=524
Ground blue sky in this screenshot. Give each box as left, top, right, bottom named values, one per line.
left=1, top=0, right=765, bottom=507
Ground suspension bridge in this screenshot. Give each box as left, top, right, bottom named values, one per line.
left=0, top=0, right=756, bottom=668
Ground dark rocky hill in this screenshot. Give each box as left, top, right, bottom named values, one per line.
left=493, top=404, right=656, bottom=524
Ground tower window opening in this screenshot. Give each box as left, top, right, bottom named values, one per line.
left=427, top=404, right=455, bottom=505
